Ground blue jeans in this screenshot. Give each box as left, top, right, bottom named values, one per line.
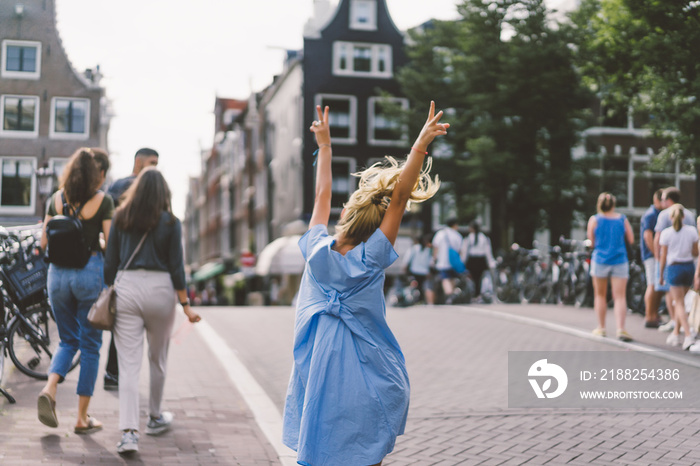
left=47, top=254, right=104, bottom=396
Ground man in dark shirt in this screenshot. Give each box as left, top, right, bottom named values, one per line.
left=640, top=189, right=663, bottom=327
left=103, top=148, right=159, bottom=390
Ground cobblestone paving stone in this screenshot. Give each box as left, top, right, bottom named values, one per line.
left=5, top=301, right=700, bottom=465
left=0, top=312, right=280, bottom=465
left=204, top=304, right=700, bottom=466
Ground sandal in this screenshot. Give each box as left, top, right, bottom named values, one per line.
left=74, top=415, right=103, bottom=434
left=37, top=392, right=58, bottom=428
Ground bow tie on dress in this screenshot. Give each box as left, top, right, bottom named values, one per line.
left=321, top=289, right=341, bottom=318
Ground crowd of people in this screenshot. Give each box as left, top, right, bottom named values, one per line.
left=588, top=187, right=700, bottom=348
left=401, top=218, right=496, bottom=305
left=36, top=147, right=201, bottom=455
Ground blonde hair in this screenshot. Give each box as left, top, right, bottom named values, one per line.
left=335, top=156, right=440, bottom=243
left=670, top=203, right=685, bottom=232
left=596, top=192, right=616, bottom=213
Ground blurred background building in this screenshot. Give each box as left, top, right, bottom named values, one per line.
left=0, top=0, right=110, bottom=226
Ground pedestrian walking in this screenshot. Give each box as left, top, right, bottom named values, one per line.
left=658, top=204, right=698, bottom=350
left=432, top=218, right=463, bottom=303
left=640, top=189, right=664, bottom=327
left=282, top=101, right=447, bottom=465
left=37, top=148, right=115, bottom=433
left=587, top=192, right=635, bottom=342
left=103, top=148, right=159, bottom=391
left=103, top=167, right=201, bottom=454
left=463, top=220, right=496, bottom=301
left=402, top=233, right=435, bottom=305
left=654, top=187, right=697, bottom=333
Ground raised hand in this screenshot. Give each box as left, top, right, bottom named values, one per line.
left=310, top=105, right=331, bottom=147
left=413, top=101, right=449, bottom=152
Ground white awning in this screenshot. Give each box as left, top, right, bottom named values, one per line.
left=255, top=235, right=304, bottom=276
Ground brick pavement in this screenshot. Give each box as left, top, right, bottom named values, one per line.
left=4, top=302, right=700, bottom=465
left=0, top=312, right=280, bottom=465
left=198, top=304, right=700, bottom=466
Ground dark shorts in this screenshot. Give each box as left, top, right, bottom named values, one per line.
left=439, top=269, right=457, bottom=280
left=666, top=262, right=695, bottom=288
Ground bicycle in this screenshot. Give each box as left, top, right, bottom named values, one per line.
left=0, top=225, right=79, bottom=387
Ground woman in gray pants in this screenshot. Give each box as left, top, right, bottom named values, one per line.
left=104, top=167, right=200, bottom=454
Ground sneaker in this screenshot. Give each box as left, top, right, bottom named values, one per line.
left=658, top=320, right=676, bottom=332
left=644, top=320, right=661, bottom=329
left=617, top=330, right=633, bottom=342
left=688, top=342, right=700, bottom=353
left=683, top=336, right=695, bottom=351
left=104, top=373, right=118, bottom=391
left=592, top=328, right=606, bottom=337
left=145, top=411, right=173, bottom=436
left=117, top=430, right=139, bottom=454
left=666, top=333, right=682, bottom=346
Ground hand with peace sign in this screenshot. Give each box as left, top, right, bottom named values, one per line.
left=310, top=105, right=331, bottom=148
left=412, top=100, right=450, bottom=154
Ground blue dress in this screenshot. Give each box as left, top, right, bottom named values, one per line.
left=282, top=224, right=410, bottom=466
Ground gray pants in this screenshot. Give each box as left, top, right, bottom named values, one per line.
left=113, top=270, right=176, bottom=431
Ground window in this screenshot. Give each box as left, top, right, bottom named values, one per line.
left=49, top=158, right=68, bottom=183
left=350, top=0, right=377, bottom=30
left=315, top=94, right=357, bottom=144
left=368, top=97, right=408, bottom=146
left=333, top=42, right=392, bottom=78
left=1, top=95, right=39, bottom=137
left=1, top=40, right=41, bottom=79
left=50, top=98, right=90, bottom=139
left=0, top=158, right=35, bottom=213
left=330, top=157, right=356, bottom=212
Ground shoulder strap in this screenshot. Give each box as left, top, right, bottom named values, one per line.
left=124, top=232, right=149, bottom=270
left=116, top=232, right=149, bottom=284
left=61, top=191, right=85, bottom=218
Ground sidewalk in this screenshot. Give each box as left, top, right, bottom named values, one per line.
left=485, top=300, right=697, bottom=357
left=0, top=313, right=280, bottom=465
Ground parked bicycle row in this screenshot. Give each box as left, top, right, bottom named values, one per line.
left=387, top=236, right=648, bottom=314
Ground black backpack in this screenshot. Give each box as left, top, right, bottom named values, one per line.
left=45, top=192, right=92, bottom=268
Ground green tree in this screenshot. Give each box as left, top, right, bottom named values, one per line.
left=572, top=0, right=700, bottom=189
left=398, top=0, right=588, bottom=249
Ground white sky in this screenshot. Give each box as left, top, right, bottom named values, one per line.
left=54, top=0, right=574, bottom=218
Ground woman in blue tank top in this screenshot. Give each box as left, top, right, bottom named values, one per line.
left=587, top=192, right=635, bottom=342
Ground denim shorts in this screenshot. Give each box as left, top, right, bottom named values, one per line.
left=666, top=262, right=695, bottom=288
left=590, top=260, right=629, bottom=279
left=438, top=268, right=457, bottom=280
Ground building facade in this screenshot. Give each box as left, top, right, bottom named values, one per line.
left=0, top=0, right=109, bottom=225
left=301, top=0, right=411, bottom=221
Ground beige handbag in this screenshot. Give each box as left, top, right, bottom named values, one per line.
left=87, top=233, right=148, bottom=330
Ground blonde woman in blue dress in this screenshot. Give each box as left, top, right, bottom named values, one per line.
left=283, top=102, right=448, bottom=465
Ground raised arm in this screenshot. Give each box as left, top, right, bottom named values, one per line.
left=309, top=105, right=332, bottom=228
left=380, top=101, right=449, bottom=244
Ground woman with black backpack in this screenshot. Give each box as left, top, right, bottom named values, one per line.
left=37, top=148, right=114, bottom=434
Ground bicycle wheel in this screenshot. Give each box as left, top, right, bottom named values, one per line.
left=574, top=264, right=592, bottom=308
left=8, top=305, right=80, bottom=380
left=626, top=264, right=646, bottom=315
left=519, top=265, right=540, bottom=303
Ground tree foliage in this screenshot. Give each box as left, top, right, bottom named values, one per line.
left=397, top=0, right=589, bottom=248
left=571, top=0, right=700, bottom=159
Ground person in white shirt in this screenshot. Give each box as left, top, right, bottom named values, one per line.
left=432, top=218, right=463, bottom=303
left=658, top=204, right=698, bottom=350
left=402, top=233, right=435, bottom=305
left=654, top=186, right=696, bottom=332
left=462, top=221, right=496, bottom=300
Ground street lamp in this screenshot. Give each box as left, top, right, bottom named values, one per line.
left=36, top=165, right=55, bottom=211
